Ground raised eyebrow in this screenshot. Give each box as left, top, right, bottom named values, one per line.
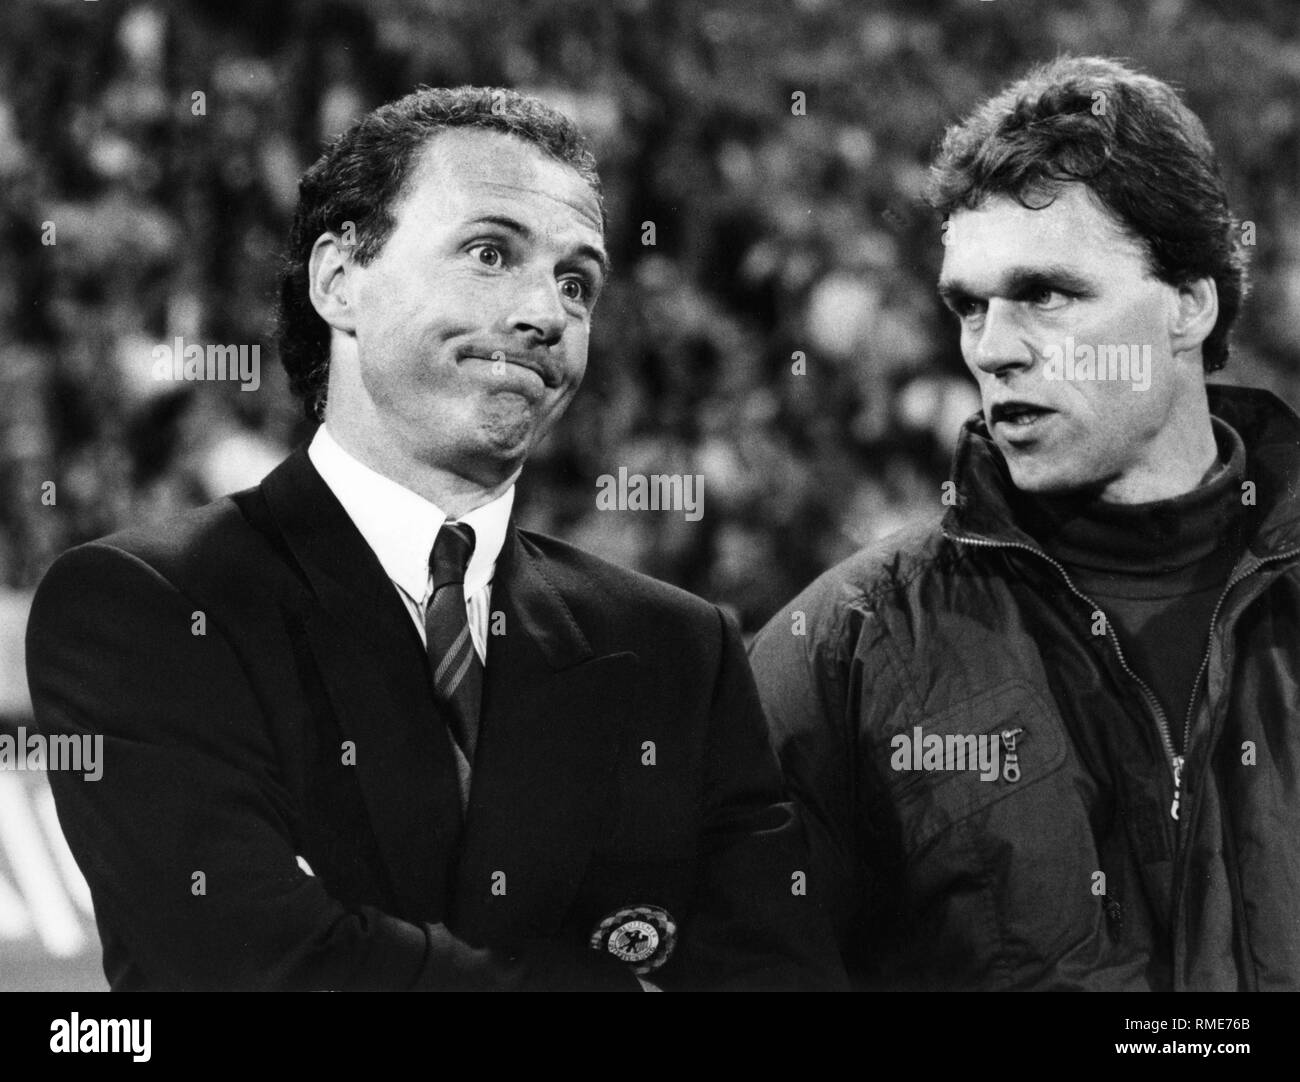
left=465, top=214, right=610, bottom=279
left=571, top=243, right=611, bottom=282
left=465, top=213, right=529, bottom=237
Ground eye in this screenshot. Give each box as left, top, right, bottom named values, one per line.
left=558, top=276, right=590, bottom=304
left=1026, top=286, right=1071, bottom=310
left=469, top=243, right=504, bottom=268
left=950, top=297, right=986, bottom=324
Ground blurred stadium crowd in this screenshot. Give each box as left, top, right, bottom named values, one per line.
left=3, top=0, right=1300, bottom=629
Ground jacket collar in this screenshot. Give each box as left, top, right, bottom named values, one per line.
left=260, top=444, right=594, bottom=671
left=261, top=445, right=463, bottom=922
left=257, top=445, right=621, bottom=932
left=262, top=442, right=420, bottom=644
left=942, top=384, right=1300, bottom=559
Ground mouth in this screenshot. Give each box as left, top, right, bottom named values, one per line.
left=988, top=401, right=1058, bottom=438
left=461, top=350, right=557, bottom=389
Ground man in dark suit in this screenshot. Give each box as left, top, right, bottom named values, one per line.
left=25, top=86, right=841, bottom=991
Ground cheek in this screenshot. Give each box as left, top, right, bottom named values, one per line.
left=357, top=262, right=469, bottom=328
left=354, top=277, right=417, bottom=350
left=1107, top=293, right=1172, bottom=349
left=561, top=326, right=591, bottom=376
left=1081, top=382, right=1166, bottom=449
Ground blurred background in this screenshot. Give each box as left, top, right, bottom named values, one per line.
left=2, top=0, right=1298, bottom=990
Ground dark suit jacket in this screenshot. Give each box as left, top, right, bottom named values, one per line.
left=26, top=446, right=841, bottom=990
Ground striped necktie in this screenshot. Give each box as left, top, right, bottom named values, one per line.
left=425, top=522, right=483, bottom=768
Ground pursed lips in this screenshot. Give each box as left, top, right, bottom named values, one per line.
left=461, top=351, right=556, bottom=388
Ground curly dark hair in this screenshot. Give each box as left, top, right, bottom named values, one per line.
left=276, top=85, right=604, bottom=421
left=926, top=56, right=1248, bottom=373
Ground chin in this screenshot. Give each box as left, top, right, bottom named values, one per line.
left=470, top=422, right=532, bottom=470
left=1007, top=464, right=1108, bottom=499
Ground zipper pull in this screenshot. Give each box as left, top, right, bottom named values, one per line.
left=1170, top=754, right=1184, bottom=820
left=1000, top=727, right=1024, bottom=783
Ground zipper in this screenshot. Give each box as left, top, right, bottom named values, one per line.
left=1000, top=726, right=1024, bottom=782
left=1169, top=755, right=1184, bottom=821
left=947, top=533, right=1179, bottom=811
left=1175, top=556, right=1261, bottom=770
left=945, top=531, right=1300, bottom=822
left=1172, top=548, right=1300, bottom=817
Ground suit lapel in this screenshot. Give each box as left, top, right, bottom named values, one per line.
left=260, top=446, right=463, bottom=924
left=450, top=525, right=633, bottom=945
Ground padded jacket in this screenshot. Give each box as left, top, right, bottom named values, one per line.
left=750, top=385, right=1300, bottom=990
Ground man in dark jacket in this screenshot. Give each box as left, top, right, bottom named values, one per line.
left=750, top=56, right=1300, bottom=990
left=25, top=86, right=842, bottom=991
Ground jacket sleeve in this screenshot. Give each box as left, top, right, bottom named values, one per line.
left=658, top=606, right=847, bottom=990
left=747, top=594, right=865, bottom=952
left=25, top=542, right=636, bottom=991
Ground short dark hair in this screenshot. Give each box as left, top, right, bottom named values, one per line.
left=926, top=56, right=1248, bottom=373
left=277, top=85, right=604, bottom=421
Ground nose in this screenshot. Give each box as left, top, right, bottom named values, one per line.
left=969, top=298, right=1034, bottom=377
left=508, top=269, right=566, bottom=347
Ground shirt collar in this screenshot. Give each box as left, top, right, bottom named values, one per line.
left=307, top=424, right=514, bottom=602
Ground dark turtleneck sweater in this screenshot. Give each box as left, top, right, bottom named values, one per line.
left=1016, top=419, right=1249, bottom=754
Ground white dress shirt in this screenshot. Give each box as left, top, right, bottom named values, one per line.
left=307, top=425, right=514, bottom=662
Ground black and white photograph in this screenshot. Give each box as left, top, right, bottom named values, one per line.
left=0, top=0, right=1296, bottom=1059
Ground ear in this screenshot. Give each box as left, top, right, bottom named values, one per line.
left=1169, top=276, right=1218, bottom=360
left=307, top=232, right=358, bottom=334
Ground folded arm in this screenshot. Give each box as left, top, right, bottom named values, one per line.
left=26, top=542, right=634, bottom=991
